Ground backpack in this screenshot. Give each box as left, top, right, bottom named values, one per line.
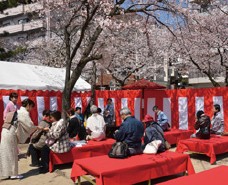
left=108, top=142, right=129, bottom=159
left=152, top=123, right=171, bottom=150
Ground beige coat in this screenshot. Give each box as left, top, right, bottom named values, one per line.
left=16, top=107, right=37, bottom=143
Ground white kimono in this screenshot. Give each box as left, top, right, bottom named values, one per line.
left=0, top=107, right=36, bottom=177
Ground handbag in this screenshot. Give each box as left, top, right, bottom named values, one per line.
left=143, top=140, right=162, bottom=154
left=165, top=140, right=171, bottom=149
left=108, top=142, right=129, bottom=159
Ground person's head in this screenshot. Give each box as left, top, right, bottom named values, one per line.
left=152, top=105, right=159, bottom=113
left=75, top=107, right=82, bottom=114
left=120, top=107, right=131, bottom=120
left=50, top=110, right=61, bottom=122
left=9, top=92, right=18, bottom=104
left=107, top=98, right=112, bottom=105
left=21, top=98, right=35, bottom=112
left=42, top=109, right=51, bottom=122
left=196, top=110, right=204, bottom=120
left=67, top=108, right=75, bottom=117
left=90, top=105, right=98, bottom=114
left=97, top=107, right=102, bottom=114
left=142, top=114, right=154, bottom=124
left=213, top=104, right=221, bottom=113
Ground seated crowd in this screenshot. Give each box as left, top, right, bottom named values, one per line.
left=25, top=104, right=173, bottom=173
left=1, top=95, right=226, bottom=180
left=24, top=103, right=227, bottom=173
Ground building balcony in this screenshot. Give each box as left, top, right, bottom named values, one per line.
left=0, top=2, right=43, bottom=20
left=0, top=19, right=44, bottom=35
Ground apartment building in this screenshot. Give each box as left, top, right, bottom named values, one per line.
left=0, top=1, right=45, bottom=42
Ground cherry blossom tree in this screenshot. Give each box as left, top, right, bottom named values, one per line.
left=32, top=0, right=185, bottom=118
left=98, top=17, right=172, bottom=87
left=169, top=1, right=228, bottom=87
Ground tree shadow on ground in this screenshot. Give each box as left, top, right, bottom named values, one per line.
left=53, top=163, right=73, bottom=172
left=189, top=152, right=228, bottom=164
left=134, top=173, right=184, bottom=185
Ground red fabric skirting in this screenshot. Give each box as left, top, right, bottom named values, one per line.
left=164, top=129, right=194, bottom=145
left=176, top=135, right=228, bottom=164
left=49, top=139, right=115, bottom=172
left=71, top=151, right=195, bottom=185
left=157, top=165, right=228, bottom=185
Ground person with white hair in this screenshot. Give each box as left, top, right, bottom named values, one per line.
left=86, top=105, right=106, bottom=141
left=114, top=107, right=144, bottom=155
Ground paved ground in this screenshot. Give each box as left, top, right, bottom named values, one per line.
left=0, top=144, right=227, bottom=185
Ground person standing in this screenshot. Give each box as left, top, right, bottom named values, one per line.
left=75, top=107, right=84, bottom=123
left=104, top=98, right=114, bottom=125
left=152, top=105, right=170, bottom=131
left=0, top=98, right=39, bottom=179
left=3, top=92, right=18, bottom=120
left=211, top=104, right=224, bottom=135
left=114, top=107, right=144, bottom=156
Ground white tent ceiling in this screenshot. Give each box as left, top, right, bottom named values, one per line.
left=0, top=61, right=91, bottom=91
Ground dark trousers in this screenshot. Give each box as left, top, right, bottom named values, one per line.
left=40, top=145, right=50, bottom=170
left=28, top=144, right=41, bottom=166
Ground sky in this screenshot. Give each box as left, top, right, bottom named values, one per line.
left=121, top=0, right=188, bottom=27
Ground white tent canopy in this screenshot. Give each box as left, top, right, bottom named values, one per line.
left=0, top=61, right=91, bottom=91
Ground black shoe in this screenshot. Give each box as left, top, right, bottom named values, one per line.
left=39, top=167, right=48, bottom=174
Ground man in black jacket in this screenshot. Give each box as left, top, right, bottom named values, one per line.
left=114, top=107, right=144, bottom=155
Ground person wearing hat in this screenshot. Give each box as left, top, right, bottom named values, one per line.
left=143, top=114, right=166, bottom=152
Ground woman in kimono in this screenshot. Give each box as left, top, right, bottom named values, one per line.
left=3, top=92, right=18, bottom=120
left=0, top=98, right=40, bottom=179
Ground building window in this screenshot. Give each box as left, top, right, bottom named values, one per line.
left=18, top=18, right=29, bottom=24
left=18, top=37, right=26, bottom=41
left=2, top=22, right=10, bottom=26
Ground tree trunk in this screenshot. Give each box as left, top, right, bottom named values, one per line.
left=204, top=73, right=220, bottom=87
left=91, top=61, right=97, bottom=103
left=189, top=56, right=220, bottom=87
left=225, top=67, right=228, bottom=87
left=61, top=26, right=103, bottom=120
left=62, top=83, right=71, bottom=121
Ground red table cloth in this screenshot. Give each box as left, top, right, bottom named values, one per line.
left=157, top=165, right=228, bottom=185
left=176, top=135, right=228, bottom=164
left=71, top=151, right=195, bottom=185
left=49, top=138, right=115, bottom=172
left=164, top=129, right=194, bottom=145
